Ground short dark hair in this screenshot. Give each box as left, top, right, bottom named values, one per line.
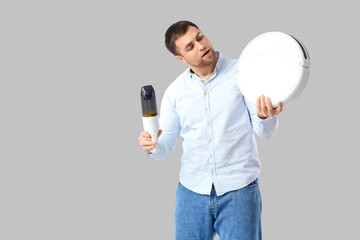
left=165, top=20, right=200, bottom=56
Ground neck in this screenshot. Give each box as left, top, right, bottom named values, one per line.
left=191, top=58, right=218, bottom=77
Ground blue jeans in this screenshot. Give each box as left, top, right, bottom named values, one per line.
left=175, top=179, right=262, bottom=240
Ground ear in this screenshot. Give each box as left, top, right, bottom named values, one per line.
left=176, top=55, right=187, bottom=64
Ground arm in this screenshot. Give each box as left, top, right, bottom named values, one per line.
left=140, top=91, right=181, bottom=160
left=244, top=95, right=282, bottom=139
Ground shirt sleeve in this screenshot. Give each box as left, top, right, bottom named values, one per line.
left=146, top=90, right=181, bottom=160
left=243, top=96, right=279, bottom=139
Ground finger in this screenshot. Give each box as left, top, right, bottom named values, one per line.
left=141, top=131, right=151, bottom=138
left=157, top=129, right=162, bottom=137
left=139, top=134, right=152, bottom=144
left=142, top=139, right=155, bottom=146
left=139, top=133, right=154, bottom=143
left=256, top=96, right=261, bottom=111
left=141, top=133, right=153, bottom=141
left=144, top=145, right=155, bottom=151
left=265, top=97, right=274, bottom=117
left=260, top=95, right=267, bottom=117
left=274, top=101, right=283, bottom=115
left=144, top=144, right=156, bottom=151
left=256, top=96, right=265, bottom=119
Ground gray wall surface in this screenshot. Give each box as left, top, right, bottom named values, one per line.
left=1, top=0, right=359, bottom=239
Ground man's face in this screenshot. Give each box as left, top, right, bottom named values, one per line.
left=174, top=26, right=216, bottom=69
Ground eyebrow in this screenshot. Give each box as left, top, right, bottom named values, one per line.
left=184, top=32, right=202, bottom=50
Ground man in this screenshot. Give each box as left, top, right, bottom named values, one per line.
left=138, top=20, right=282, bottom=240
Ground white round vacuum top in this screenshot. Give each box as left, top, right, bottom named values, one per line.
left=236, top=32, right=310, bottom=108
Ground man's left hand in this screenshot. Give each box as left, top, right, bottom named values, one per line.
left=256, top=95, right=283, bottom=119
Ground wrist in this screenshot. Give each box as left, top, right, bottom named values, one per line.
left=257, top=114, right=267, bottom=119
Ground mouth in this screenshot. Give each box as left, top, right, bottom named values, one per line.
left=202, top=49, right=210, bottom=58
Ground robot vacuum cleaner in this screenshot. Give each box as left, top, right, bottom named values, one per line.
left=236, top=32, right=311, bottom=108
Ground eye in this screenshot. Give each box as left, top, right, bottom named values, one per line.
left=187, top=45, right=193, bottom=51
left=197, top=35, right=203, bottom=41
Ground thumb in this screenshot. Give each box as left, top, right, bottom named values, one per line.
left=157, top=129, right=162, bottom=138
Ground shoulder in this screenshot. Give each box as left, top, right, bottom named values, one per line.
left=222, top=56, right=238, bottom=71
left=162, top=68, right=190, bottom=104
left=165, top=68, right=189, bottom=94
left=216, top=55, right=238, bottom=79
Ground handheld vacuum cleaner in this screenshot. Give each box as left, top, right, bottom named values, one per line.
left=140, top=85, right=159, bottom=153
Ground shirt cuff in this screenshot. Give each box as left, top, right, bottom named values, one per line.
left=256, top=114, right=276, bottom=124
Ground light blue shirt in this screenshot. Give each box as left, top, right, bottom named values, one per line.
left=147, top=53, right=278, bottom=196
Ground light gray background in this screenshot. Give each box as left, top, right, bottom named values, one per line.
left=1, top=0, right=359, bottom=239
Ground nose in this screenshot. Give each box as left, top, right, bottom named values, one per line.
left=196, top=42, right=205, bottom=51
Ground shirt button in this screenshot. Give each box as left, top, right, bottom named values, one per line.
left=209, top=139, right=212, bottom=142
left=210, top=154, right=213, bottom=158
left=205, top=107, right=208, bottom=111
left=208, top=123, right=211, bottom=127
left=204, top=92, right=207, bottom=96
left=211, top=170, right=215, bottom=174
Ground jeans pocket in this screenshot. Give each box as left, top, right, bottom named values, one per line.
left=244, top=178, right=258, bottom=188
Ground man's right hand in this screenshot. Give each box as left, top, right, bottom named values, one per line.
left=138, top=129, right=162, bottom=153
